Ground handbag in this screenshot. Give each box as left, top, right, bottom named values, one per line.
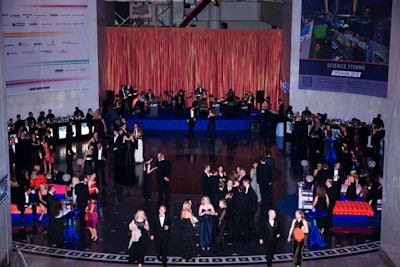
left=293, top=227, right=305, bottom=242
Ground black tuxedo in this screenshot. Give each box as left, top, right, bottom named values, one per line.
left=9, top=144, right=16, bottom=176
left=94, top=147, right=108, bottom=185
left=259, top=217, right=281, bottom=267
left=245, top=185, right=258, bottom=234
left=231, top=190, right=249, bottom=240
left=186, top=109, right=197, bottom=137
left=257, top=163, right=273, bottom=207
left=156, top=159, right=172, bottom=206
left=112, top=134, right=123, bottom=167
left=151, top=213, right=171, bottom=266
left=74, top=182, right=89, bottom=226
left=202, top=171, right=211, bottom=197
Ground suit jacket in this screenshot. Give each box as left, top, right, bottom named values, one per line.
left=74, top=182, right=89, bottom=208
left=94, top=147, right=108, bottom=163
left=112, top=134, right=123, bottom=151
left=259, top=217, right=281, bottom=246
left=186, top=109, right=197, bottom=122
left=245, top=186, right=258, bottom=213
left=256, top=163, right=272, bottom=186
left=151, top=213, right=172, bottom=238
left=46, top=193, right=56, bottom=210
left=9, top=145, right=16, bottom=164
left=156, top=160, right=172, bottom=183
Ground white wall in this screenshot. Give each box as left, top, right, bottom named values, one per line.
left=6, top=1, right=100, bottom=120
left=380, top=0, right=400, bottom=265
left=289, top=0, right=386, bottom=123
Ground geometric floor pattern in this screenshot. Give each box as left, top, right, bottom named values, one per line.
left=13, top=240, right=380, bottom=265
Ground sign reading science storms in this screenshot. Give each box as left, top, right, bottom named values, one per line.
left=299, top=59, right=388, bottom=98
left=298, top=0, right=392, bottom=98
left=2, top=0, right=89, bottom=96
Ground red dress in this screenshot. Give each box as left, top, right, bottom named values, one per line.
left=43, top=141, right=54, bottom=164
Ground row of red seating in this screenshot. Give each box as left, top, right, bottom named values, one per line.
left=333, top=201, right=374, bottom=216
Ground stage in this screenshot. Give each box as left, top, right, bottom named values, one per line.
left=123, top=107, right=267, bottom=131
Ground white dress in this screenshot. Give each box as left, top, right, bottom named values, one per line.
left=134, top=138, right=144, bottom=163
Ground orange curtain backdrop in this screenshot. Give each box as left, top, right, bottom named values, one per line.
left=105, top=27, right=282, bottom=109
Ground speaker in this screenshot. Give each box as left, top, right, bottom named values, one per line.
left=256, top=90, right=265, bottom=104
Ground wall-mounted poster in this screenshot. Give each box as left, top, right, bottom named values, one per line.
left=2, top=0, right=90, bottom=96
left=299, top=0, right=392, bottom=98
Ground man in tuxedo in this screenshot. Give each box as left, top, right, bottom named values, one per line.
left=74, top=176, right=89, bottom=227
left=9, top=137, right=17, bottom=179
left=46, top=185, right=57, bottom=241
left=112, top=129, right=123, bottom=168
left=156, top=153, right=172, bottom=207
left=259, top=209, right=281, bottom=267
left=257, top=157, right=273, bottom=209
left=231, top=185, right=249, bottom=241
left=66, top=119, right=75, bottom=155
left=150, top=205, right=171, bottom=267
left=202, top=164, right=212, bottom=197
left=94, top=142, right=108, bottom=187
left=186, top=106, right=196, bottom=137
left=26, top=112, right=37, bottom=127
left=242, top=177, right=258, bottom=236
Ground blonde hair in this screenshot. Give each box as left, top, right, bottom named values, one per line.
left=134, top=210, right=147, bottom=221
left=201, top=196, right=211, bottom=205
left=182, top=201, right=191, bottom=212
left=295, top=209, right=304, bottom=220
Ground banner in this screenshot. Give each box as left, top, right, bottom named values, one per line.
left=299, top=0, right=392, bottom=98
left=2, top=0, right=89, bottom=96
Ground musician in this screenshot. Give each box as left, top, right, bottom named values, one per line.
left=246, top=92, right=254, bottom=115
left=113, top=94, right=123, bottom=116
left=226, top=89, right=236, bottom=118
left=175, top=89, right=186, bottom=118
left=124, top=82, right=135, bottom=113
left=146, top=89, right=154, bottom=103
left=138, top=92, right=146, bottom=118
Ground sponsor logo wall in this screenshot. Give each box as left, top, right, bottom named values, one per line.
left=2, top=0, right=89, bottom=96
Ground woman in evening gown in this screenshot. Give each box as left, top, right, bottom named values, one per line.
left=198, top=196, right=216, bottom=251
left=128, top=210, right=150, bottom=267
left=82, top=144, right=94, bottom=177
left=181, top=200, right=197, bottom=260
left=123, top=131, right=135, bottom=167
left=207, top=109, right=216, bottom=140
left=287, top=210, right=309, bottom=267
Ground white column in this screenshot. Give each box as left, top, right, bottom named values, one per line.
left=380, top=0, right=400, bottom=265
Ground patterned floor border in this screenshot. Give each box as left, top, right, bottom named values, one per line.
left=13, top=240, right=380, bottom=265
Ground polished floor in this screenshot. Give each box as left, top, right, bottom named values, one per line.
left=11, top=130, right=383, bottom=265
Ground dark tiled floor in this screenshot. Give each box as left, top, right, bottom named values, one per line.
left=11, top=130, right=381, bottom=265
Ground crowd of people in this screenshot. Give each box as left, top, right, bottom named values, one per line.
left=7, top=102, right=386, bottom=267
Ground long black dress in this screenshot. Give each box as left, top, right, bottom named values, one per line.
left=346, top=182, right=357, bottom=201
left=207, top=116, right=216, bottom=140
left=181, top=218, right=196, bottom=260
left=129, top=220, right=148, bottom=264
left=315, top=195, right=329, bottom=231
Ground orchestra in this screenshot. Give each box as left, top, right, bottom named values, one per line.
left=111, top=85, right=280, bottom=119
